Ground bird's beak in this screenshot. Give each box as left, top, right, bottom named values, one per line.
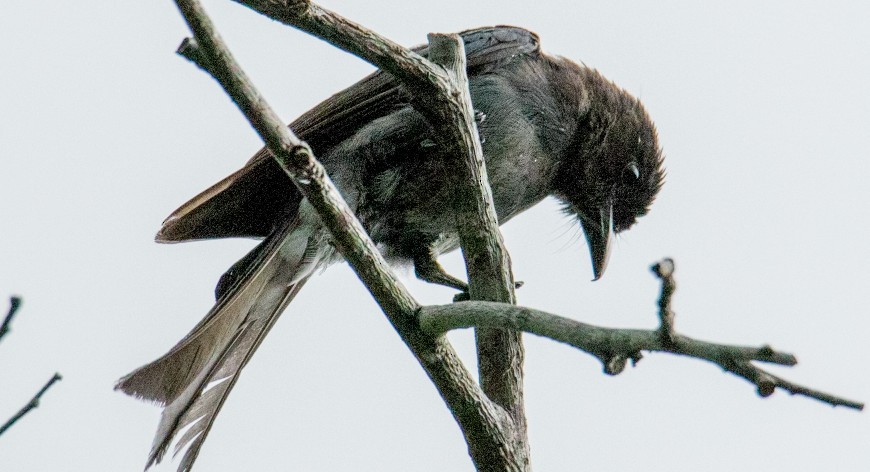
left=579, top=203, right=613, bottom=281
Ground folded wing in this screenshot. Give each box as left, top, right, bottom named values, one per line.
left=156, top=26, right=540, bottom=243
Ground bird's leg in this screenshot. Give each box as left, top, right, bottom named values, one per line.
left=413, top=248, right=469, bottom=295
left=413, top=248, right=523, bottom=302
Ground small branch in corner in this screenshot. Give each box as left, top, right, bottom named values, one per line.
left=0, top=373, right=63, bottom=437
left=648, top=258, right=862, bottom=410
left=0, top=296, right=22, bottom=344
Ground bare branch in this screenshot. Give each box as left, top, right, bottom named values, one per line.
left=418, top=259, right=863, bottom=411
left=0, top=296, right=22, bottom=344
left=230, top=0, right=444, bottom=96
left=0, top=373, right=62, bottom=437
left=648, top=259, right=860, bottom=409
left=425, top=32, right=526, bottom=450
left=418, top=301, right=796, bottom=368
left=725, top=361, right=863, bottom=410
left=651, top=258, right=676, bottom=347
left=170, top=2, right=521, bottom=471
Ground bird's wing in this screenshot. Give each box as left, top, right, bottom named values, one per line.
left=156, top=26, right=540, bottom=242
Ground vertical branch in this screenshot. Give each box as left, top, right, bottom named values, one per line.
left=651, top=258, right=676, bottom=347
left=425, top=34, right=527, bottom=456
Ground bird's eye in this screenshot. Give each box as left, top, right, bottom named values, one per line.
left=622, top=162, right=640, bottom=183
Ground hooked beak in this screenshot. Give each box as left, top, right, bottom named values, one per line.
left=579, top=203, right=613, bottom=281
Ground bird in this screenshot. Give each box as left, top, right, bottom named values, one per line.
left=115, top=25, right=665, bottom=471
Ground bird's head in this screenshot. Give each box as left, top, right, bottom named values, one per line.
left=553, top=68, right=664, bottom=280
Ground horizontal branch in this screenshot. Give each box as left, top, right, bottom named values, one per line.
left=419, top=301, right=795, bottom=367
left=418, top=259, right=864, bottom=411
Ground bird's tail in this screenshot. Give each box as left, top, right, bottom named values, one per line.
left=115, top=216, right=329, bottom=471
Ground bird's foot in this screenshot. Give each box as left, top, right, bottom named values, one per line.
left=451, top=281, right=523, bottom=303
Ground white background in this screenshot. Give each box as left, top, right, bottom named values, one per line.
left=1, top=1, right=867, bottom=471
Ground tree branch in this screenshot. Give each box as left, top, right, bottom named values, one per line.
left=171, top=2, right=524, bottom=471
left=230, top=0, right=444, bottom=95
left=0, top=296, right=22, bottom=344
left=227, top=0, right=527, bottom=459
left=0, top=373, right=62, bottom=437
left=418, top=259, right=863, bottom=411
left=425, top=32, right=526, bottom=457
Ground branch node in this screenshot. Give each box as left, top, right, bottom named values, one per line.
left=282, top=0, right=311, bottom=17
left=757, top=344, right=775, bottom=358
left=176, top=37, right=213, bottom=74
left=602, top=354, right=628, bottom=375
left=651, top=257, right=675, bottom=278
left=756, top=377, right=777, bottom=398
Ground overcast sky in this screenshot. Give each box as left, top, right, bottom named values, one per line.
left=1, top=1, right=868, bottom=471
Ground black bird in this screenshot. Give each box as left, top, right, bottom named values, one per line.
left=116, top=26, right=664, bottom=470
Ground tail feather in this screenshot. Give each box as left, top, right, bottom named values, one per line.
left=154, top=280, right=308, bottom=471
left=116, top=216, right=328, bottom=471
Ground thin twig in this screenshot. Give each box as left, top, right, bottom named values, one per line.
left=651, top=258, right=676, bottom=347
left=0, top=373, right=62, bottom=437
left=0, top=296, right=22, bottom=344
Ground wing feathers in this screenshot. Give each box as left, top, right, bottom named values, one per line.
left=157, top=26, right=541, bottom=243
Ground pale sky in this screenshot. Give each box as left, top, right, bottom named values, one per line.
left=1, top=1, right=868, bottom=471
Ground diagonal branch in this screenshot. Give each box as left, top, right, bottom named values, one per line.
left=0, top=296, right=22, bottom=345
left=171, top=2, right=522, bottom=471
left=0, top=373, right=62, bottom=437
left=418, top=259, right=863, bottom=411
left=425, top=32, right=526, bottom=452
